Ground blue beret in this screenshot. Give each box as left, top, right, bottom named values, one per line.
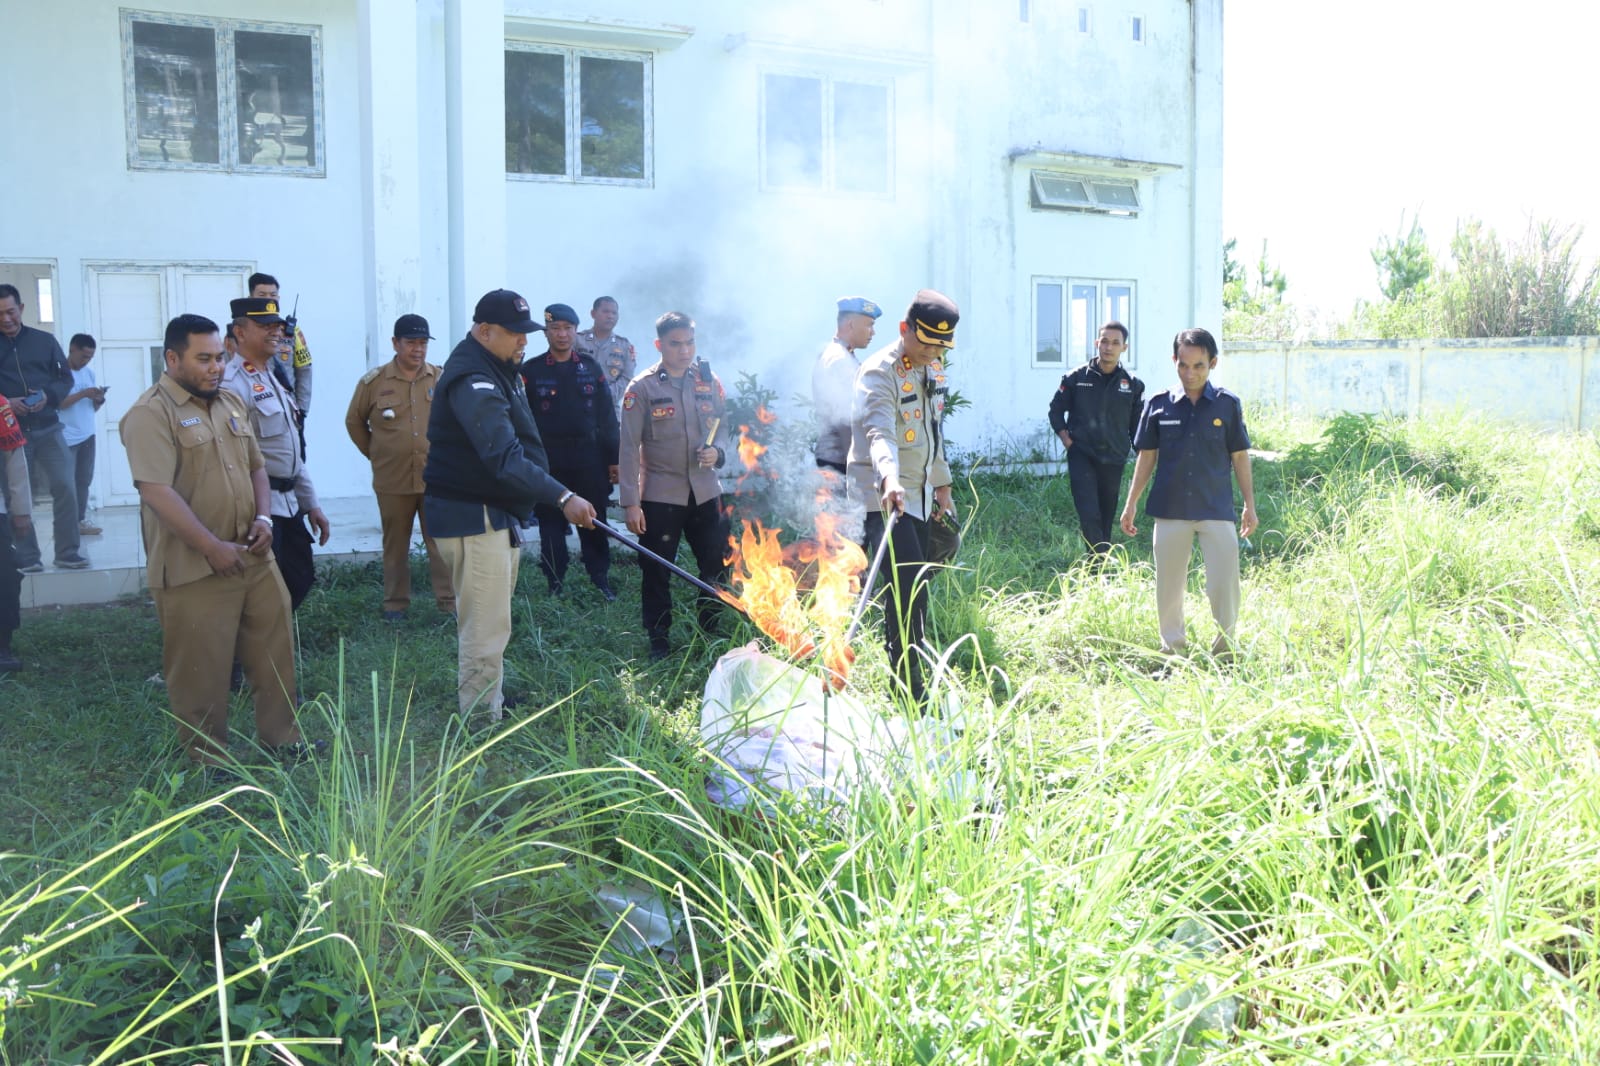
left=836, top=296, right=882, bottom=319
left=543, top=303, right=580, bottom=326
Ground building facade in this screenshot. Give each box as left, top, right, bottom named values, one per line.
left=2, top=0, right=1223, bottom=503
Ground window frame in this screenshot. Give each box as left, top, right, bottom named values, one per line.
left=758, top=67, right=895, bottom=198
left=504, top=41, right=654, bottom=187
left=1030, top=170, right=1142, bottom=217
left=120, top=8, right=325, bottom=177
left=1130, top=15, right=1146, bottom=44
left=1032, top=276, right=1138, bottom=370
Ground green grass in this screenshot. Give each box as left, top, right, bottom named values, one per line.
left=3, top=410, right=1600, bottom=1063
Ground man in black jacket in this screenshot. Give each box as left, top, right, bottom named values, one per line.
left=424, top=289, right=598, bottom=721
left=1046, top=321, right=1144, bottom=559
left=0, top=284, right=89, bottom=571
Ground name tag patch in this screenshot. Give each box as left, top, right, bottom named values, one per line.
left=471, top=382, right=495, bottom=391
left=180, top=416, right=202, bottom=427
left=1159, top=419, right=1181, bottom=425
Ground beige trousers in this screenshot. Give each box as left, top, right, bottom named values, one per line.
left=435, top=515, right=520, bottom=717
left=376, top=491, right=454, bottom=614
left=1152, top=518, right=1240, bottom=654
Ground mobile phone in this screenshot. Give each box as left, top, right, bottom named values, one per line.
left=23, top=389, right=44, bottom=408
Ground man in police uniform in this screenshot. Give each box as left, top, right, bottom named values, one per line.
left=618, top=311, right=731, bottom=661
left=221, top=297, right=331, bottom=611
left=0, top=396, right=31, bottom=673
left=344, top=313, right=452, bottom=621
left=521, top=303, right=619, bottom=601
left=424, top=289, right=598, bottom=720
left=575, top=296, right=636, bottom=424
left=1047, top=321, right=1145, bottom=558
left=812, top=296, right=881, bottom=474
left=848, top=289, right=960, bottom=710
left=1120, top=327, right=1257, bottom=657
left=120, top=313, right=314, bottom=769
left=249, top=273, right=313, bottom=417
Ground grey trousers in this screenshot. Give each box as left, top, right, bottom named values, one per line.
left=15, top=424, right=80, bottom=567
left=1152, top=518, right=1240, bottom=654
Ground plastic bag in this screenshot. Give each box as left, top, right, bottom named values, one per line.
left=700, top=642, right=965, bottom=809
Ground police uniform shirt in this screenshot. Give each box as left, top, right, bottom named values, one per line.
left=811, top=339, right=859, bottom=467
left=344, top=358, right=440, bottom=494
left=617, top=360, right=728, bottom=508
left=220, top=355, right=318, bottom=518
left=575, top=330, right=636, bottom=411
left=520, top=351, right=619, bottom=467
left=1132, top=382, right=1251, bottom=522
left=120, top=376, right=267, bottom=590
left=847, top=338, right=952, bottom=522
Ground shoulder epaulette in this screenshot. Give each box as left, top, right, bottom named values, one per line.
left=359, top=366, right=382, bottom=384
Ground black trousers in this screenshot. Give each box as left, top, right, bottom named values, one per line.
left=272, top=513, right=316, bottom=610
left=864, top=510, right=934, bottom=706
left=1067, top=448, right=1126, bottom=554
left=639, top=493, right=729, bottom=645
left=0, top=518, right=19, bottom=642
left=534, top=461, right=611, bottom=587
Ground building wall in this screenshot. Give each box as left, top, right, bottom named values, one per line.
left=1217, top=338, right=1600, bottom=432
left=3, top=0, right=1222, bottom=503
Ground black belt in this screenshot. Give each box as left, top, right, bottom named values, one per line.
left=268, top=476, right=296, bottom=492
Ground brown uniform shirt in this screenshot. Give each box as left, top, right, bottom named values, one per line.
left=120, top=375, right=267, bottom=590
left=618, top=360, right=728, bottom=508
left=344, top=358, right=441, bottom=494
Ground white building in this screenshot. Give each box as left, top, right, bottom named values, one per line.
left=2, top=0, right=1223, bottom=506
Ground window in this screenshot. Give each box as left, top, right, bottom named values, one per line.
left=1131, top=15, right=1145, bottom=43
left=505, top=44, right=651, bottom=184
left=1031, top=171, right=1141, bottom=217
left=1033, top=278, right=1136, bottom=368
left=121, top=11, right=323, bottom=174
left=36, top=278, right=55, bottom=324
left=761, top=72, right=891, bottom=195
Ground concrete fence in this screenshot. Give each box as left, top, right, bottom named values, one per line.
left=1218, top=337, right=1600, bottom=432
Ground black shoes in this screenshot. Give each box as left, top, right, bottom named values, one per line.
left=382, top=610, right=405, bottom=622
left=0, top=648, right=21, bottom=673
left=54, top=554, right=91, bottom=570
left=648, top=638, right=671, bottom=662
left=592, top=577, right=617, bottom=603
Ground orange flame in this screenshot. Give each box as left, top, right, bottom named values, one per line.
left=737, top=424, right=767, bottom=472
left=754, top=404, right=778, bottom=426
left=726, top=520, right=813, bottom=658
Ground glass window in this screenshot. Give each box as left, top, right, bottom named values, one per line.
left=235, top=30, right=317, bottom=169
left=123, top=12, right=322, bottom=175
left=506, top=50, right=566, bottom=176
left=36, top=278, right=55, bottom=324
left=1106, top=284, right=1133, bottom=330
left=763, top=72, right=891, bottom=196
left=129, top=20, right=220, bottom=165
left=1131, top=16, right=1145, bottom=42
left=1035, top=282, right=1063, bottom=365
left=506, top=45, right=651, bottom=185
left=1069, top=283, right=1097, bottom=364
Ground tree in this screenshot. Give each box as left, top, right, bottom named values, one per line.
left=1372, top=211, right=1433, bottom=301
left=1222, top=238, right=1298, bottom=341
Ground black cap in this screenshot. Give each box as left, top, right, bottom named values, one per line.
left=472, top=289, right=543, bottom=333
left=393, top=313, right=434, bottom=339
left=543, top=303, right=580, bottom=326
left=906, top=288, right=959, bottom=349
left=230, top=297, right=285, bottom=325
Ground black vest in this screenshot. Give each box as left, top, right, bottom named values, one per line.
left=424, top=334, right=549, bottom=513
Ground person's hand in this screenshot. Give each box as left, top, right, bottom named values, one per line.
left=10, top=514, right=31, bottom=536
left=880, top=478, right=905, bottom=515
left=245, top=516, right=272, bottom=555
left=625, top=505, right=646, bottom=536
left=307, top=507, right=332, bottom=546
left=91, top=386, right=107, bottom=408
left=695, top=445, right=718, bottom=469
left=14, top=395, right=42, bottom=414
left=1119, top=507, right=1138, bottom=537
left=1059, top=431, right=1073, bottom=449
left=933, top=485, right=956, bottom=523
left=608, top=464, right=619, bottom=485
left=204, top=536, right=247, bottom=576
left=562, top=494, right=597, bottom=529
left=1239, top=505, right=1258, bottom=540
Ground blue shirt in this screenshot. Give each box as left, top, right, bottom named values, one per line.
left=1133, top=383, right=1251, bottom=521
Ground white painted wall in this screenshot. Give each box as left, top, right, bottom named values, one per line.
left=4, top=0, right=1222, bottom=502
left=1216, top=338, right=1600, bottom=432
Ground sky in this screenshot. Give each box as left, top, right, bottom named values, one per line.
left=1222, top=0, right=1600, bottom=316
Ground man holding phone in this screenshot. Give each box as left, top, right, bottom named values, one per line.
left=60, top=334, right=106, bottom=536
left=0, top=283, right=90, bottom=571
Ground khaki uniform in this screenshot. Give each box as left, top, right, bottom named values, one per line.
left=576, top=330, right=636, bottom=418
left=120, top=376, right=299, bottom=764
left=617, top=360, right=728, bottom=508
left=344, top=359, right=452, bottom=613
left=848, top=339, right=952, bottom=521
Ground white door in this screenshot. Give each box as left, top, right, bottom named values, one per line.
left=86, top=263, right=250, bottom=505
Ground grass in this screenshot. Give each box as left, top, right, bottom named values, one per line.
left=3, top=409, right=1600, bottom=1063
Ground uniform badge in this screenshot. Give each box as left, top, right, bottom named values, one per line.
left=426, top=387, right=434, bottom=400
left=651, top=405, right=676, bottom=419
left=914, top=409, right=923, bottom=420
left=694, top=383, right=712, bottom=395
left=901, top=382, right=914, bottom=393
left=382, top=408, right=396, bottom=420
left=1119, top=380, right=1131, bottom=392
left=623, top=392, right=638, bottom=411
left=244, top=364, right=258, bottom=375
left=699, top=402, right=713, bottom=413
left=904, top=429, right=916, bottom=443
left=252, top=382, right=265, bottom=393
left=1213, top=418, right=1223, bottom=426
left=229, top=416, right=241, bottom=432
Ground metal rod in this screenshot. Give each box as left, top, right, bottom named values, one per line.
left=594, top=520, right=747, bottom=616
left=702, top=417, right=721, bottom=448
left=842, top=508, right=899, bottom=645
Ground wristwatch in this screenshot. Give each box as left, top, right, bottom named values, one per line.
left=557, top=490, right=575, bottom=507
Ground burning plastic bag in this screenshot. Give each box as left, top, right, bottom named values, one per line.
left=701, top=642, right=967, bottom=809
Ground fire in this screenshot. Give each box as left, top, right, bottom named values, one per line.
left=726, top=520, right=813, bottom=658
left=754, top=404, right=778, bottom=426
left=736, top=424, right=766, bottom=472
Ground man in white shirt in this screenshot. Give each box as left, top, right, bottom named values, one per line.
left=59, top=334, right=105, bottom=536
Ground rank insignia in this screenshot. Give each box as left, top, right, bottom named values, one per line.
left=651, top=405, right=675, bottom=419
left=904, top=429, right=916, bottom=443
left=901, top=382, right=914, bottom=393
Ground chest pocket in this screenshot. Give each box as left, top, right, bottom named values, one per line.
left=253, top=392, right=290, bottom=438
left=176, top=420, right=215, bottom=450
left=647, top=398, right=679, bottom=441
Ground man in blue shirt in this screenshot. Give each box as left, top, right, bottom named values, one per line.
left=1119, top=327, right=1257, bottom=656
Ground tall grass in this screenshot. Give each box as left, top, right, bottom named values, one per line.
left=3, top=411, right=1600, bottom=1062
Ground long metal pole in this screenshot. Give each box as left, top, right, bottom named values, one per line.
left=594, top=520, right=747, bottom=616
left=842, top=508, right=899, bottom=645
